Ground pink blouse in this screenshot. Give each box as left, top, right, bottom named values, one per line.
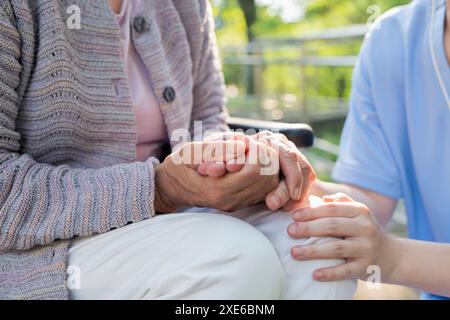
left=115, top=0, right=168, bottom=161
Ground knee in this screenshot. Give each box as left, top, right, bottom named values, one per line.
left=281, top=236, right=357, bottom=299
left=191, top=214, right=285, bottom=299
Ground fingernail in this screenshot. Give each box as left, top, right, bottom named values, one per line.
left=270, top=196, right=280, bottom=209
left=288, top=223, right=297, bottom=235
left=293, top=208, right=308, bottom=220
left=294, top=187, right=301, bottom=200
left=314, top=270, right=324, bottom=280
left=293, top=211, right=303, bottom=220
left=292, top=247, right=303, bottom=257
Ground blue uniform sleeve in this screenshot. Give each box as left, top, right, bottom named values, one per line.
left=332, top=30, right=403, bottom=199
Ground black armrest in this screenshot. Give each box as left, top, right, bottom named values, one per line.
left=227, top=117, right=314, bottom=148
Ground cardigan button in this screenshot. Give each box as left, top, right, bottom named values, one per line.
left=163, top=86, right=176, bottom=103
left=133, top=16, right=150, bottom=34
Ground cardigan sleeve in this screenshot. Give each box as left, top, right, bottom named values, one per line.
left=0, top=5, right=157, bottom=253
left=190, top=0, right=229, bottom=139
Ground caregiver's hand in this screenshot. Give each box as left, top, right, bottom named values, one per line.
left=154, top=140, right=280, bottom=213
left=288, top=193, right=397, bottom=282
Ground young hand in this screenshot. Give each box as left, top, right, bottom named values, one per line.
left=287, top=193, right=397, bottom=282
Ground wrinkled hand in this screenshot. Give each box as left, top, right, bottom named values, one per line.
left=287, top=193, right=395, bottom=282
left=195, top=131, right=316, bottom=212
left=254, top=131, right=316, bottom=211
left=155, top=139, right=280, bottom=213
left=195, top=132, right=250, bottom=177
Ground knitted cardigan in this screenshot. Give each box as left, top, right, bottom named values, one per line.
left=0, top=0, right=227, bottom=299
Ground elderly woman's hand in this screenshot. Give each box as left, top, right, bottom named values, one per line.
left=195, top=131, right=316, bottom=212
left=253, top=131, right=316, bottom=211
left=154, top=139, right=280, bottom=213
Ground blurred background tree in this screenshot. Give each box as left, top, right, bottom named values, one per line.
left=237, top=0, right=257, bottom=42
left=213, top=1, right=409, bottom=120
left=214, top=0, right=409, bottom=104
left=215, top=0, right=410, bottom=40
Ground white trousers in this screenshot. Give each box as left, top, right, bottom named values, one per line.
left=68, top=201, right=356, bottom=300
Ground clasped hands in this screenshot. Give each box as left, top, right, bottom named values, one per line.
left=155, top=131, right=315, bottom=214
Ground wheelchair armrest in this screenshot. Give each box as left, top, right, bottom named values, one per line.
left=227, top=116, right=314, bottom=148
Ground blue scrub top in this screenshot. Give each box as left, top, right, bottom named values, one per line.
left=332, top=0, right=450, bottom=299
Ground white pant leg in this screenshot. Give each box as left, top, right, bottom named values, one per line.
left=67, top=212, right=284, bottom=300
left=223, top=202, right=357, bottom=300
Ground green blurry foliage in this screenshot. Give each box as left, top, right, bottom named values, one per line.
left=213, top=0, right=410, bottom=103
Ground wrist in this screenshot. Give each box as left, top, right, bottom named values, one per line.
left=377, top=234, right=403, bottom=284
left=310, top=180, right=329, bottom=197
left=154, top=163, right=181, bottom=213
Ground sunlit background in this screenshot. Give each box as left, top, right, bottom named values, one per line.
left=212, top=0, right=417, bottom=300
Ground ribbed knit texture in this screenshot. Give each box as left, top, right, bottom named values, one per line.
left=0, top=0, right=227, bottom=299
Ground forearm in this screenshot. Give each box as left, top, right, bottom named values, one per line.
left=0, top=154, right=158, bottom=252
left=311, top=180, right=396, bottom=227
left=311, top=179, right=366, bottom=198
left=387, top=237, right=450, bottom=297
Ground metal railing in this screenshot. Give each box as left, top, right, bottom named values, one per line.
left=220, top=24, right=368, bottom=124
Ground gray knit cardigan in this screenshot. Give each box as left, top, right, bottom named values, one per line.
left=0, top=0, right=228, bottom=299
